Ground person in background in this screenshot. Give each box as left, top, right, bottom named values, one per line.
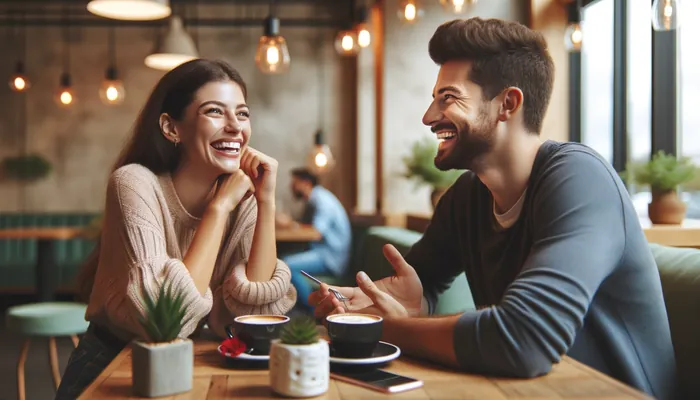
left=56, top=59, right=296, bottom=399
left=277, top=167, right=351, bottom=310
left=310, top=17, right=677, bottom=400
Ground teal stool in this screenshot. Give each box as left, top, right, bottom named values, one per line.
left=6, top=302, right=89, bottom=400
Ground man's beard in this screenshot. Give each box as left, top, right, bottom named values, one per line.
left=434, top=110, right=497, bottom=172
left=292, top=189, right=304, bottom=200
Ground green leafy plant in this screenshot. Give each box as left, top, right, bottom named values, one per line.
left=402, top=138, right=462, bottom=190
left=280, top=316, right=319, bottom=345
left=138, top=283, right=191, bottom=343
left=1, top=154, right=52, bottom=181
left=622, top=151, right=696, bottom=194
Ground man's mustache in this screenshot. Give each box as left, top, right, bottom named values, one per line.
left=431, top=123, right=458, bottom=133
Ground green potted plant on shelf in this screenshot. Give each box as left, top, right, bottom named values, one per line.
left=402, top=137, right=462, bottom=209
left=132, top=283, right=193, bottom=398
left=623, top=150, right=696, bottom=224
left=269, top=316, right=329, bottom=398
left=1, top=154, right=52, bottom=181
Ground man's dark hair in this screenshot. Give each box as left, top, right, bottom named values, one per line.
left=291, top=167, right=319, bottom=186
left=428, top=18, right=554, bottom=134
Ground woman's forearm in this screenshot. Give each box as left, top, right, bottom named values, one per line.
left=247, top=200, right=277, bottom=282
left=183, top=205, right=230, bottom=294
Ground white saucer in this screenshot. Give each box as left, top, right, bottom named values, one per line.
left=218, top=345, right=269, bottom=361
left=329, top=341, right=401, bottom=366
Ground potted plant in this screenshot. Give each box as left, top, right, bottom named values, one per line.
left=1, top=154, right=52, bottom=181
left=269, top=316, right=329, bottom=398
left=623, top=150, right=696, bottom=224
left=402, top=137, right=462, bottom=209
left=132, top=283, right=194, bottom=398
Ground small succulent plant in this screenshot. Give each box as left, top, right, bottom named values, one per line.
left=138, top=283, right=191, bottom=343
left=280, top=316, right=320, bottom=345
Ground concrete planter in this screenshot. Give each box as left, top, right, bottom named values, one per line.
left=269, top=339, right=329, bottom=398
left=131, top=339, right=193, bottom=398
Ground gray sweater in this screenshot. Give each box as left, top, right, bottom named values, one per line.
left=406, top=141, right=677, bottom=400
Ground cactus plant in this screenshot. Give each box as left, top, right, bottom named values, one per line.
left=279, top=316, right=319, bottom=345
left=138, top=283, right=191, bottom=343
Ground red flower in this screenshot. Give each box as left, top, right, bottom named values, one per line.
left=221, top=336, right=247, bottom=357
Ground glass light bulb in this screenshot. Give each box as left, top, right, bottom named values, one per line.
left=9, top=75, right=30, bottom=92
left=440, top=0, right=476, bottom=14
left=255, top=35, right=290, bottom=74
left=307, top=144, right=335, bottom=173
left=652, top=0, right=680, bottom=31
left=564, top=22, right=583, bottom=52
left=99, top=79, right=126, bottom=105
left=358, top=28, right=371, bottom=48
left=55, top=89, right=74, bottom=106
left=334, top=30, right=360, bottom=56
left=315, top=152, right=328, bottom=167
left=398, top=0, right=423, bottom=22
left=9, top=62, right=31, bottom=92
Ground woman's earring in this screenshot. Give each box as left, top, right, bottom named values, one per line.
left=173, top=139, right=179, bottom=148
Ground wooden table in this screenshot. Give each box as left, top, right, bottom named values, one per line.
left=276, top=224, right=321, bottom=242
left=79, top=338, right=650, bottom=399
left=0, top=227, right=87, bottom=301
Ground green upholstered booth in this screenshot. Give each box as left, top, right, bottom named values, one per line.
left=0, top=213, right=98, bottom=291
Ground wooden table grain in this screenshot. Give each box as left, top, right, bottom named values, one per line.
left=78, top=338, right=651, bottom=399
left=275, top=224, right=321, bottom=242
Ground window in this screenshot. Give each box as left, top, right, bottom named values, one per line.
left=679, top=1, right=700, bottom=162
left=627, top=1, right=651, bottom=165
left=626, top=0, right=653, bottom=217
left=581, top=0, right=614, bottom=163
left=679, top=0, right=700, bottom=218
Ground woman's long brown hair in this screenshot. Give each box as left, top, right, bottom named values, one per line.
left=75, top=59, right=248, bottom=303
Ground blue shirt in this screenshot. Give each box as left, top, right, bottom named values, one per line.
left=300, top=186, right=352, bottom=276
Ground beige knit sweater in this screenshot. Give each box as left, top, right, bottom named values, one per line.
left=85, top=164, right=297, bottom=341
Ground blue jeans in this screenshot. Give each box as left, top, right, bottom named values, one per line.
left=284, top=250, right=330, bottom=308
left=55, top=324, right=126, bottom=399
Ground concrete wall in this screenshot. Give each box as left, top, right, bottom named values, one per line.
left=379, top=0, right=529, bottom=214
left=0, top=3, right=355, bottom=214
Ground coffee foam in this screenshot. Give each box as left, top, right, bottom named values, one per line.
left=236, top=315, right=289, bottom=325
left=327, top=314, right=381, bottom=324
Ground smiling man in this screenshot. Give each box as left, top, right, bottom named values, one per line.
left=310, top=18, right=677, bottom=399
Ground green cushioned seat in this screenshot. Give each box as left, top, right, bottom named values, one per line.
left=6, top=302, right=89, bottom=336
left=648, top=243, right=700, bottom=400
left=0, top=213, right=99, bottom=290
left=356, top=226, right=476, bottom=315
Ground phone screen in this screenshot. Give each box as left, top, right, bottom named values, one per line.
left=331, top=369, right=423, bottom=393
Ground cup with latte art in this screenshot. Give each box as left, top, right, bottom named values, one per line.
left=325, top=314, right=383, bottom=359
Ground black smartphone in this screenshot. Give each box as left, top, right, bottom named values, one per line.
left=331, top=369, right=424, bottom=394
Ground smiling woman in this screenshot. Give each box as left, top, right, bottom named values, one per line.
left=55, top=59, right=296, bottom=400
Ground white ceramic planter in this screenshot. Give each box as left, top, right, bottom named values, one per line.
left=131, top=339, right=193, bottom=398
left=269, top=339, right=330, bottom=398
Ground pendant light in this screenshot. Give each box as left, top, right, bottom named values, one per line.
left=440, top=0, right=477, bottom=14
left=307, top=43, right=335, bottom=174
left=564, top=0, right=583, bottom=52
left=354, top=5, right=371, bottom=48
left=335, top=29, right=360, bottom=56
left=87, top=0, right=171, bottom=21
left=652, top=0, right=680, bottom=31
left=255, top=1, right=291, bottom=74
left=145, top=15, right=198, bottom=71
left=9, top=12, right=30, bottom=92
left=100, top=27, right=125, bottom=105
left=397, top=0, right=423, bottom=23
left=56, top=10, right=75, bottom=107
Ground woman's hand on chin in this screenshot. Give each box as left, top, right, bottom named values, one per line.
left=240, top=147, right=278, bottom=205
left=209, top=170, right=255, bottom=213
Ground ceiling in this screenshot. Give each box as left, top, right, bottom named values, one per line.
left=0, top=0, right=359, bottom=28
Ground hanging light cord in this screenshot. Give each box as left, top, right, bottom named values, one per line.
left=317, top=32, right=325, bottom=137
left=63, top=6, right=70, bottom=75
left=109, top=26, right=116, bottom=68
